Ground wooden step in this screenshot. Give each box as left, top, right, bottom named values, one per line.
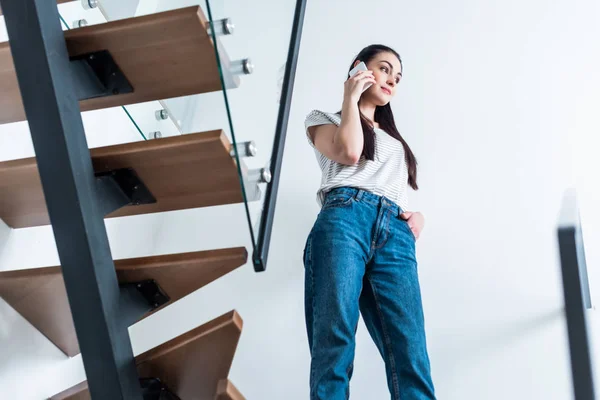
left=51, top=310, right=244, bottom=400
left=0, top=130, right=255, bottom=229
left=0, top=6, right=239, bottom=125
left=0, top=247, right=247, bottom=356
left=0, top=0, right=71, bottom=15
left=215, top=380, right=246, bottom=400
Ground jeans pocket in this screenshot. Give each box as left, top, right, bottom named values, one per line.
left=401, top=220, right=416, bottom=241
left=321, top=193, right=355, bottom=210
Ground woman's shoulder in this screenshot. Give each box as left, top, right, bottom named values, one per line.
left=305, top=109, right=342, bottom=128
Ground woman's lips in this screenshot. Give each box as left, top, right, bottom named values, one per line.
left=381, top=87, right=392, bottom=95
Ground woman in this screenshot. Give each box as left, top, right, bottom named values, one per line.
left=303, top=44, right=436, bottom=400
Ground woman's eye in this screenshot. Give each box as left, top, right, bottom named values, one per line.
left=381, top=67, right=388, bottom=73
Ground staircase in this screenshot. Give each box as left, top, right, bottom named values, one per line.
left=0, top=0, right=306, bottom=399
left=0, top=130, right=256, bottom=228
left=50, top=311, right=245, bottom=400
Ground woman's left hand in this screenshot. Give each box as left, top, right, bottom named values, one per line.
left=400, top=211, right=425, bottom=240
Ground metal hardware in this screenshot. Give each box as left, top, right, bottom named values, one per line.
left=70, top=50, right=134, bottom=100
left=120, top=280, right=170, bottom=328
left=230, top=58, right=254, bottom=75
left=155, top=109, right=169, bottom=120
left=140, top=378, right=182, bottom=400
left=149, top=131, right=162, bottom=139
left=248, top=168, right=271, bottom=184
left=230, top=141, right=257, bottom=158
left=207, top=17, right=234, bottom=37
left=95, top=168, right=157, bottom=216
left=81, top=0, right=98, bottom=10
left=132, top=280, right=170, bottom=309
left=73, top=19, right=88, bottom=28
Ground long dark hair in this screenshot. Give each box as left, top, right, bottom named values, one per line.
left=341, top=44, right=418, bottom=190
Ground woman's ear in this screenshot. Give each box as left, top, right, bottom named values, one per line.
left=353, top=59, right=362, bottom=69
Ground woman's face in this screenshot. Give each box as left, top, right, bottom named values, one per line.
left=360, top=52, right=403, bottom=105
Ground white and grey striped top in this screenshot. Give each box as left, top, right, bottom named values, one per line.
left=305, top=110, right=410, bottom=210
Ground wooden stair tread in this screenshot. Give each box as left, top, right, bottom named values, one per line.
left=0, top=0, right=71, bottom=15
left=0, top=6, right=238, bottom=124
left=216, top=380, right=246, bottom=400
left=49, top=382, right=89, bottom=400
left=0, top=247, right=247, bottom=356
left=51, top=310, right=244, bottom=400
left=0, top=130, right=249, bottom=228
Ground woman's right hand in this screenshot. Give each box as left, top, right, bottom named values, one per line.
left=344, top=70, right=376, bottom=103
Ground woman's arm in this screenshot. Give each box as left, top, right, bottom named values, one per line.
left=307, top=70, right=376, bottom=165
left=308, top=106, right=361, bottom=165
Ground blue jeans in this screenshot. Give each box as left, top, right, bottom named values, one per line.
left=303, top=187, right=435, bottom=400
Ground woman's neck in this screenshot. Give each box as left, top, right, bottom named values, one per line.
left=358, top=101, right=376, bottom=124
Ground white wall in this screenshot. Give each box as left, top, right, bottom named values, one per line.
left=0, top=0, right=599, bottom=399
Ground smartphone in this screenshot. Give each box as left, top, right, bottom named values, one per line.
left=348, top=61, right=372, bottom=92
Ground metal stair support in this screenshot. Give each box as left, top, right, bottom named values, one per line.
left=0, top=0, right=142, bottom=397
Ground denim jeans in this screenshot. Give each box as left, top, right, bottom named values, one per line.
left=303, top=187, right=435, bottom=400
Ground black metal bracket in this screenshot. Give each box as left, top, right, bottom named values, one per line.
left=120, top=280, right=170, bottom=328
left=70, top=50, right=134, bottom=100
left=129, top=279, right=170, bottom=309
left=95, top=168, right=157, bottom=216
left=140, top=378, right=181, bottom=400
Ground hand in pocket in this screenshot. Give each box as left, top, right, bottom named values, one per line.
left=400, top=211, right=424, bottom=240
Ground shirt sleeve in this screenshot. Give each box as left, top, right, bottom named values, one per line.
left=304, top=110, right=342, bottom=148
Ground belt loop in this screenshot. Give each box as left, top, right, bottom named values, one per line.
left=355, top=189, right=364, bottom=201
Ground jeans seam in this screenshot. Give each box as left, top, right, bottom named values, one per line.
left=322, top=190, right=359, bottom=210
left=305, top=237, right=317, bottom=398
left=374, top=209, right=391, bottom=250
left=322, top=198, right=354, bottom=210
left=367, top=275, right=401, bottom=400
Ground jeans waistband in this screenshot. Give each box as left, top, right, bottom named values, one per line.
left=325, top=187, right=404, bottom=215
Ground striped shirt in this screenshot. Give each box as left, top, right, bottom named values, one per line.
left=305, top=110, right=410, bottom=210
